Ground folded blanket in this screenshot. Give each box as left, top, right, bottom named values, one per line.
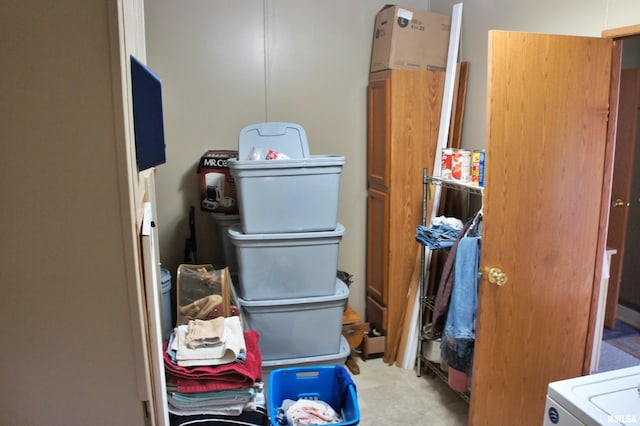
left=170, top=387, right=256, bottom=404
left=167, top=396, right=248, bottom=417
left=164, top=330, right=262, bottom=393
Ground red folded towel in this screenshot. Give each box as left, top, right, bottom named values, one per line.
left=164, top=330, right=262, bottom=393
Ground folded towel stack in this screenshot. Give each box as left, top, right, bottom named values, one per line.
left=164, top=315, right=267, bottom=426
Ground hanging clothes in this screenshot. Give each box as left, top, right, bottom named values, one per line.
left=441, top=212, right=482, bottom=377
left=425, top=217, right=474, bottom=339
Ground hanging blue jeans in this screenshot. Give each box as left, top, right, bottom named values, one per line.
left=441, top=233, right=481, bottom=375
left=445, top=235, right=480, bottom=340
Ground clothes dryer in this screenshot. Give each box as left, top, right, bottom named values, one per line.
left=544, top=365, right=640, bottom=425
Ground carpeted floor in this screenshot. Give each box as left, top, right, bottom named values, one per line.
left=608, top=335, right=640, bottom=359
left=597, top=341, right=640, bottom=373
left=597, top=320, right=640, bottom=373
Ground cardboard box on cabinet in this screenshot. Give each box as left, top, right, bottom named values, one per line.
left=198, top=150, right=239, bottom=214
left=370, top=5, right=451, bottom=73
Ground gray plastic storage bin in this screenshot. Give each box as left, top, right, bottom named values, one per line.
left=211, top=212, right=240, bottom=277
left=160, top=268, right=173, bottom=340
left=228, top=224, right=345, bottom=300
left=238, top=279, right=348, bottom=361
left=227, top=156, right=344, bottom=233
left=261, top=335, right=350, bottom=402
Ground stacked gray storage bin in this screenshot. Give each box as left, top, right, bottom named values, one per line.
left=227, top=123, right=350, bottom=386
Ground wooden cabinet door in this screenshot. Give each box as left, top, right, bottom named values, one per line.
left=368, top=73, right=391, bottom=189
left=469, top=31, right=613, bottom=425
left=367, top=187, right=389, bottom=306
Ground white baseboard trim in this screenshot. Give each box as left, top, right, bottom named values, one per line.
left=617, top=304, right=640, bottom=329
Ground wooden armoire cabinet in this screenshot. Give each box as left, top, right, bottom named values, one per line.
left=366, top=69, right=444, bottom=358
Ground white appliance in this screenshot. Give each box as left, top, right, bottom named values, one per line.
left=544, top=366, right=640, bottom=425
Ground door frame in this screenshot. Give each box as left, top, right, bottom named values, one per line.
left=583, top=24, right=640, bottom=374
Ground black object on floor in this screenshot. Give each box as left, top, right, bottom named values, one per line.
left=183, top=206, right=197, bottom=263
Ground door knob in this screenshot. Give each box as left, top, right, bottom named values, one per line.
left=612, top=198, right=627, bottom=207
left=486, top=267, right=508, bottom=286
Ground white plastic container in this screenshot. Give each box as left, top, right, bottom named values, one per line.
left=238, top=279, right=348, bottom=361
left=228, top=224, right=344, bottom=300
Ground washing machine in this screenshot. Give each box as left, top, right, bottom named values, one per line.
left=544, top=365, right=640, bottom=425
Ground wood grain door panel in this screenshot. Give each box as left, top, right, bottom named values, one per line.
left=368, top=74, right=391, bottom=189
left=366, top=188, right=389, bottom=305
left=469, top=31, right=613, bottom=425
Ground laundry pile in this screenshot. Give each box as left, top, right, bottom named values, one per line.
left=164, top=315, right=267, bottom=426
left=275, top=399, right=341, bottom=425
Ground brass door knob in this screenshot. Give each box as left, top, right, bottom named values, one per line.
left=487, top=267, right=508, bottom=286
left=612, top=199, right=627, bottom=208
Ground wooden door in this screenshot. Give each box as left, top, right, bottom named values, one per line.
left=469, top=31, right=613, bottom=425
left=604, top=68, right=640, bottom=327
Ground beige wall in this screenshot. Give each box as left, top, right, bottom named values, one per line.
left=146, top=0, right=436, bottom=317
left=0, top=1, right=147, bottom=424
left=146, top=0, right=640, bottom=318
left=459, top=0, right=637, bottom=152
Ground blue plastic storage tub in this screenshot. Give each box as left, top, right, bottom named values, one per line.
left=268, top=365, right=360, bottom=426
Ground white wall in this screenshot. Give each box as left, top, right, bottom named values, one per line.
left=145, top=0, right=640, bottom=319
